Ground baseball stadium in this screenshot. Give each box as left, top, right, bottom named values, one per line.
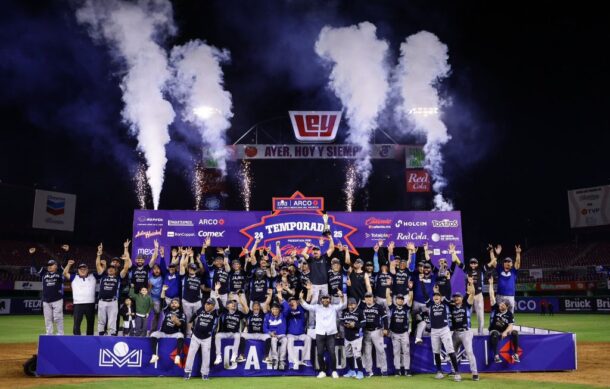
left=1, top=1, right=609, bottom=389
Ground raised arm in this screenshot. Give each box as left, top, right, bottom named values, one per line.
left=364, top=272, right=372, bottom=293
left=223, top=247, right=231, bottom=272
left=179, top=248, right=188, bottom=276
left=449, top=243, right=462, bottom=267
left=466, top=276, right=475, bottom=305
left=488, top=275, right=496, bottom=306
left=301, top=241, right=311, bottom=260
left=149, top=239, right=159, bottom=268
left=406, top=280, right=414, bottom=306
left=123, top=239, right=131, bottom=261
left=238, top=291, right=249, bottom=314
left=326, top=236, right=335, bottom=258
left=63, top=259, right=75, bottom=279
left=423, top=242, right=431, bottom=262
left=385, top=287, right=392, bottom=307
left=406, top=242, right=415, bottom=271
left=373, top=241, right=381, bottom=273
left=120, top=255, right=131, bottom=279
left=95, top=243, right=105, bottom=275
left=514, top=244, right=521, bottom=270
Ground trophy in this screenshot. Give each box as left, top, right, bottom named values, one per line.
left=321, top=211, right=331, bottom=237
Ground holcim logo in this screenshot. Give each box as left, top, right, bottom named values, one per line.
left=432, top=219, right=459, bottom=228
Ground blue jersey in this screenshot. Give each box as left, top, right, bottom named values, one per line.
left=496, top=267, right=517, bottom=296
left=163, top=272, right=181, bottom=299
left=148, top=274, right=164, bottom=302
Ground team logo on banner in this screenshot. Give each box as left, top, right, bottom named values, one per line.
left=499, top=342, right=523, bottom=364
left=241, top=191, right=358, bottom=255
left=99, top=342, right=142, bottom=367
left=289, top=111, right=341, bottom=142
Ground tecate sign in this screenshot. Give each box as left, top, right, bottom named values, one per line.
left=289, top=111, right=341, bottom=143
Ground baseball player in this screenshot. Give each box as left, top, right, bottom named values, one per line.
left=300, top=289, right=345, bottom=379
left=492, top=245, right=521, bottom=313
left=360, top=291, right=388, bottom=377
left=449, top=278, right=479, bottom=381
left=148, top=240, right=168, bottom=333
left=248, top=267, right=273, bottom=309
left=453, top=243, right=490, bottom=334
left=162, top=250, right=182, bottom=305
left=180, top=259, right=205, bottom=337
left=385, top=281, right=414, bottom=377
left=488, top=276, right=520, bottom=363
left=262, top=300, right=289, bottom=370
left=183, top=296, right=218, bottom=380
left=424, top=284, right=461, bottom=382
left=209, top=248, right=231, bottom=306
left=346, top=258, right=371, bottom=302
left=301, top=238, right=335, bottom=304
left=340, top=297, right=365, bottom=380
left=149, top=285, right=187, bottom=365
left=237, top=295, right=272, bottom=363
left=412, top=260, right=436, bottom=344
left=34, top=247, right=64, bottom=335
left=212, top=284, right=248, bottom=367
left=95, top=243, right=130, bottom=336
left=278, top=289, right=311, bottom=369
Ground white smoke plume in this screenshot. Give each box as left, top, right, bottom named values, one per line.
left=76, top=0, right=176, bottom=209
left=315, top=22, right=390, bottom=186
left=394, top=31, right=453, bottom=211
left=169, top=40, right=233, bottom=174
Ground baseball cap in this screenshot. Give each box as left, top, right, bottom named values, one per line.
left=320, top=293, right=331, bottom=299
left=47, top=260, right=57, bottom=266
left=271, top=302, right=281, bottom=309
left=347, top=297, right=357, bottom=305
left=312, top=246, right=321, bottom=250
left=365, top=261, right=373, bottom=266
left=423, top=263, right=432, bottom=269
left=433, top=292, right=442, bottom=297
left=111, top=256, right=121, bottom=263
left=354, top=258, right=364, bottom=265
left=452, top=292, right=463, bottom=298
left=77, top=263, right=88, bottom=269
left=395, top=294, right=405, bottom=300
left=330, top=258, right=341, bottom=265
left=504, top=257, right=513, bottom=263
left=364, top=292, right=373, bottom=298
left=231, top=259, right=241, bottom=264
left=188, top=263, right=198, bottom=270
left=469, top=258, right=478, bottom=264
left=417, top=261, right=425, bottom=267
left=205, top=298, right=215, bottom=305
left=168, top=262, right=177, bottom=268
left=288, top=296, right=298, bottom=302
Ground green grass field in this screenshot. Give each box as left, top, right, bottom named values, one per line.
left=1, top=313, right=608, bottom=388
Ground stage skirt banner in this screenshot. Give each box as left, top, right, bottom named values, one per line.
left=37, top=333, right=575, bottom=377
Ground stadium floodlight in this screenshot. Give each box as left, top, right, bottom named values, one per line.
left=408, top=107, right=439, bottom=117
left=193, top=105, right=221, bottom=120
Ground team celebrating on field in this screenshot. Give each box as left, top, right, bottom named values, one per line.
left=36, top=234, right=522, bottom=381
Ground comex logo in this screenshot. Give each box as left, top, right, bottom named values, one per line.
left=99, top=341, right=142, bottom=368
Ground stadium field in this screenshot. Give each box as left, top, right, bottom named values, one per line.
left=0, top=313, right=608, bottom=388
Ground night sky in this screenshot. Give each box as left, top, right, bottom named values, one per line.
left=1, top=1, right=608, bottom=255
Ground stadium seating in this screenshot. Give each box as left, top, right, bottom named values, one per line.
left=521, top=241, right=610, bottom=268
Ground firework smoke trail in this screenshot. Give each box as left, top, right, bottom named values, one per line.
left=394, top=31, right=453, bottom=211
left=192, top=161, right=205, bottom=210
left=238, top=160, right=252, bottom=211
left=315, top=22, right=390, bottom=189
left=134, top=162, right=150, bottom=209
left=170, top=41, right=233, bottom=175
left=76, top=0, right=176, bottom=210
left=344, top=162, right=357, bottom=212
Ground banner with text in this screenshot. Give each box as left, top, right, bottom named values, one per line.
left=32, top=189, right=77, bottom=232
left=37, top=333, right=576, bottom=377
left=133, top=205, right=465, bottom=292
left=567, top=185, right=610, bottom=228
left=229, top=144, right=407, bottom=160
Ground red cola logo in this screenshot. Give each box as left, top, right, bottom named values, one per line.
left=406, top=170, right=430, bottom=193
left=289, top=111, right=341, bottom=143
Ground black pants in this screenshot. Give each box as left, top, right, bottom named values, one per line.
left=490, top=329, right=519, bottom=355
left=73, top=303, right=95, bottom=335
left=315, top=334, right=336, bottom=372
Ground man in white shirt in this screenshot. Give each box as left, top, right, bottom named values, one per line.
left=300, top=288, right=345, bottom=379
left=64, top=260, right=98, bottom=335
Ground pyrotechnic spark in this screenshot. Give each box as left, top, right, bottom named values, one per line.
left=134, top=162, right=149, bottom=209
left=192, top=162, right=205, bottom=210
left=238, top=160, right=252, bottom=211
left=344, top=163, right=358, bottom=212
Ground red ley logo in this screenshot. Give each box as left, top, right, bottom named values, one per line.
left=406, top=169, right=431, bottom=193
left=289, top=111, right=342, bottom=142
